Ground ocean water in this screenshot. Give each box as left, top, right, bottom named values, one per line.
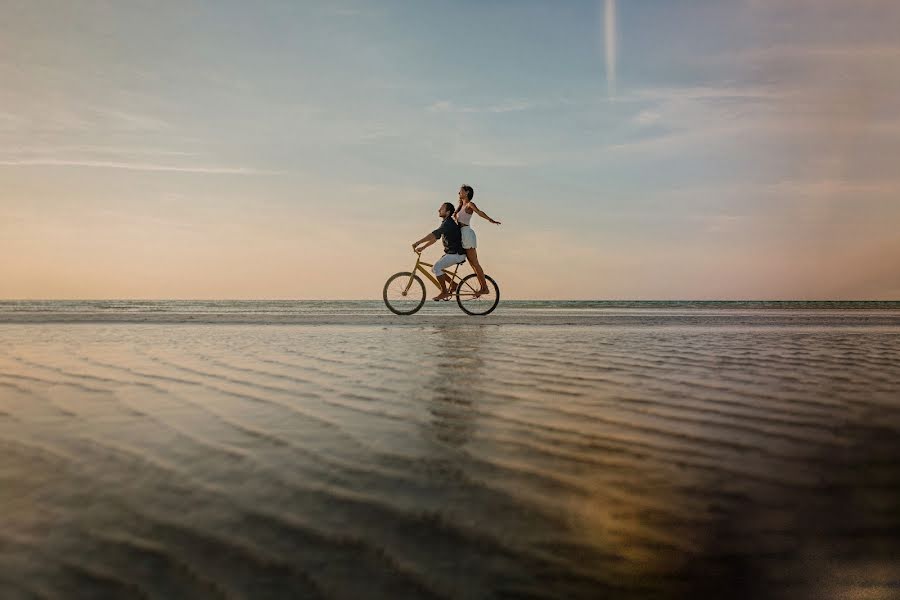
left=1, top=302, right=899, bottom=599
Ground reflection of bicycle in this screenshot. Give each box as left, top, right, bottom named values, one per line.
left=383, top=251, right=500, bottom=316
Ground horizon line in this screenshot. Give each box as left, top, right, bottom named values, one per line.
left=1, top=298, right=897, bottom=303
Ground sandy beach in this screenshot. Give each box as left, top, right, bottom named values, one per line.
left=2, top=302, right=899, bottom=599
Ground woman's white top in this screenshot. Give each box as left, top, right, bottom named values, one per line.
left=456, top=203, right=474, bottom=226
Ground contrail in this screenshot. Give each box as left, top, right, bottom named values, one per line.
left=605, top=0, right=617, bottom=96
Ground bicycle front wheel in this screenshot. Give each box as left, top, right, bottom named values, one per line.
left=456, top=274, right=500, bottom=316
left=383, top=272, right=426, bottom=315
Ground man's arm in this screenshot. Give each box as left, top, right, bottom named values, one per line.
left=412, top=233, right=438, bottom=253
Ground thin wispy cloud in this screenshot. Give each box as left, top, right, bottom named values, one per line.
left=320, top=5, right=380, bottom=18
left=628, top=85, right=781, bottom=102
left=353, top=127, right=402, bottom=144
left=426, top=100, right=533, bottom=114
left=98, top=109, right=170, bottom=132
left=444, top=140, right=530, bottom=168
left=734, top=43, right=900, bottom=63
left=694, top=214, right=746, bottom=234
left=0, top=105, right=172, bottom=133
left=600, top=123, right=750, bottom=156
left=0, top=159, right=279, bottom=175
left=2, top=145, right=200, bottom=157
left=633, top=110, right=661, bottom=126
left=0, top=112, right=24, bottom=129
left=764, top=178, right=900, bottom=199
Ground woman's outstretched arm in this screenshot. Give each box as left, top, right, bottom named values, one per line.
left=469, top=202, right=501, bottom=225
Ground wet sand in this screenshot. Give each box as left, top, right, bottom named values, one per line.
left=3, top=308, right=899, bottom=328
left=1, top=309, right=899, bottom=599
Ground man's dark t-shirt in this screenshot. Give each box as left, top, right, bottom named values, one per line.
left=432, top=216, right=465, bottom=255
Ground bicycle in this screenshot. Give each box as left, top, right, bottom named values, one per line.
left=383, top=251, right=500, bottom=316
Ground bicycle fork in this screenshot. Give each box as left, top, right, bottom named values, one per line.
left=402, top=256, right=422, bottom=296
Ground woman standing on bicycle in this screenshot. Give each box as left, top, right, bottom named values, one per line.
left=455, top=184, right=501, bottom=296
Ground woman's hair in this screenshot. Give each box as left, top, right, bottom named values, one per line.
left=441, top=202, right=455, bottom=214
left=461, top=184, right=474, bottom=201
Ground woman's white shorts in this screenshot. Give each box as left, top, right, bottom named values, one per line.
left=461, top=226, right=477, bottom=249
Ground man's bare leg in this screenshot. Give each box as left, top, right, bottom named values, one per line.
left=433, top=274, right=452, bottom=300
left=442, top=269, right=462, bottom=297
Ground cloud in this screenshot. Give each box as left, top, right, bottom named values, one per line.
left=0, top=145, right=200, bottom=157
left=327, top=7, right=363, bottom=17
left=0, top=100, right=173, bottom=134
left=763, top=178, right=900, bottom=199
left=426, top=99, right=534, bottom=113
left=348, top=123, right=402, bottom=144
left=97, top=109, right=170, bottom=132
left=320, top=5, right=381, bottom=18
left=633, top=110, right=661, bottom=126
left=0, top=112, right=25, bottom=131
left=657, top=177, right=900, bottom=202
left=626, top=85, right=780, bottom=102
left=739, top=43, right=900, bottom=63
left=694, top=214, right=746, bottom=234
left=0, top=158, right=279, bottom=174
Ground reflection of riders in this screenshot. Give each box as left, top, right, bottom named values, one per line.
left=412, top=202, right=466, bottom=301
left=423, top=325, right=485, bottom=449
left=455, top=185, right=501, bottom=296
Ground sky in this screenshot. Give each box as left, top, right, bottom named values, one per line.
left=1, top=0, right=899, bottom=300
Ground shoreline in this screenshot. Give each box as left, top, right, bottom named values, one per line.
left=3, top=311, right=900, bottom=327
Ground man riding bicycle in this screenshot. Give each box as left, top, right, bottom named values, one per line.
left=412, top=202, right=466, bottom=301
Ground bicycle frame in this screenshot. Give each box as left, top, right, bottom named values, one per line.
left=406, top=252, right=464, bottom=293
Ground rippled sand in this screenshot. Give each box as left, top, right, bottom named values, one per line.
left=1, top=314, right=899, bottom=599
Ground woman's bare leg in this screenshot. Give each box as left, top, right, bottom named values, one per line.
left=466, top=248, right=489, bottom=293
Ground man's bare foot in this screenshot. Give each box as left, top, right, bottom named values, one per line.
left=433, top=291, right=451, bottom=301
left=474, top=287, right=490, bottom=297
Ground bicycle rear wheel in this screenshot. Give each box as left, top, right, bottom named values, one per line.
left=456, top=274, right=500, bottom=316
left=383, top=272, right=426, bottom=315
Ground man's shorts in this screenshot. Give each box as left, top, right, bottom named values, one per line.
left=433, top=253, right=466, bottom=276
